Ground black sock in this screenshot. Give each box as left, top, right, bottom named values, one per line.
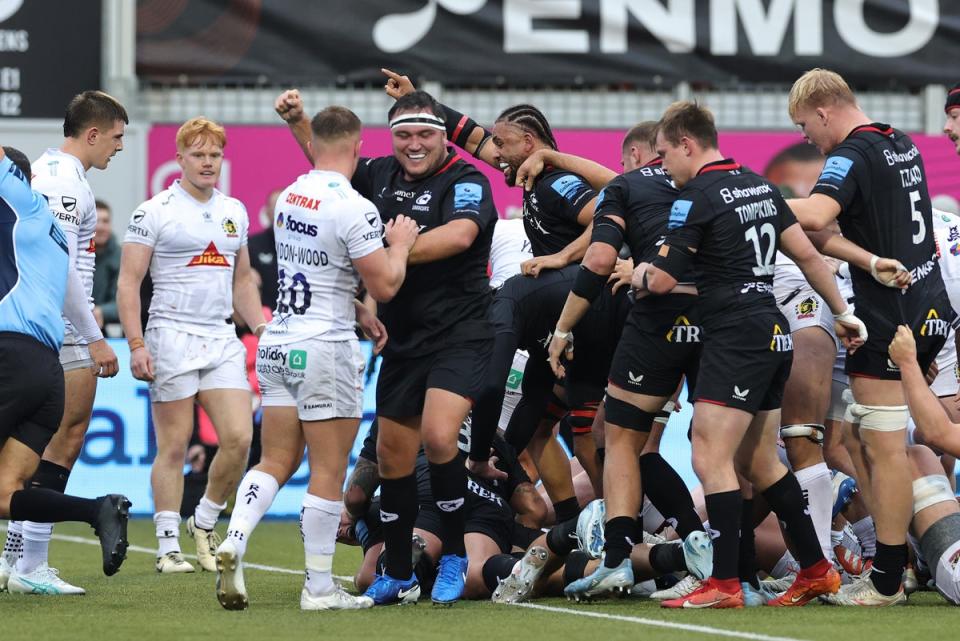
left=704, top=490, right=742, bottom=581
left=380, top=475, right=418, bottom=580
left=546, top=517, right=579, bottom=556
left=639, top=453, right=703, bottom=538
left=738, top=499, right=759, bottom=588
left=563, top=550, right=591, bottom=585
left=603, top=516, right=637, bottom=568
left=482, top=554, right=519, bottom=592
left=428, top=456, right=467, bottom=557
left=871, top=542, right=908, bottom=596
left=649, top=543, right=686, bottom=575
left=762, top=472, right=824, bottom=569
left=553, top=497, right=580, bottom=524
left=9, top=489, right=98, bottom=524
left=30, top=460, right=71, bottom=493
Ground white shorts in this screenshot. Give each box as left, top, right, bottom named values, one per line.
left=146, top=327, right=249, bottom=403
left=774, top=264, right=837, bottom=344
left=256, top=338, right=364, bottom=421
left=59, top=328, right=92, bottom=372
left=931, top=328, right=959, bottom=398
left=498, top=350, right=528, bottom=431
left=935, top=540, right=960, bottom=605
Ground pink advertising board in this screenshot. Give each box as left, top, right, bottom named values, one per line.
left=148, top=126, right=960, bottom=235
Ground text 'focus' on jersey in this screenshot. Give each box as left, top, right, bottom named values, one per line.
left=260, top=170, right=384, bottom=345
left=523, top=168, right=595, bottom=257
left=664, top=159, right=797, bottom=323
left=31, top=148, right=96, bottom=335
left=0, top=155, right=68, bottom=351
left=352, top=149, right=496, bottom=357
left=812, top=123, right=948, bottom=339
left=124, top=181, right=248, bottom=338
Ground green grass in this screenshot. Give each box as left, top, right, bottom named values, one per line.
left=5, top=519, right=959, bottom=641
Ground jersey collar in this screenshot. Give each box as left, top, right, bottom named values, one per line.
left=696, top=158, right=741, bottom=176
left=47, top=148, right=86, bottom=177
left=173, top=179, right=219, bottom=207
left=642, top=158, right=663, bottom=168
left=847, top=122, right=894, bottom=138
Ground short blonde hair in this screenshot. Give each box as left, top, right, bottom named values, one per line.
left=176, top=117, right=226, bottom=151
left=788, top=68, right=856, bottom=119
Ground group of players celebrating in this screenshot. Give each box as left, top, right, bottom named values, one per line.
left=2, top=67, right=960, bottom=613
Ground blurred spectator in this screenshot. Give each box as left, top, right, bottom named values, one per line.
left=92, top=199, right=121, bottom=329
left=932, top=194, right=960, bottom=215
left=248, top=188, right=282, bottom=309
left=763, top=142, right=824, bottom=198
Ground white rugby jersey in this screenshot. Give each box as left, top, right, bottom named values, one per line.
left=32, top=149, right=96, bottom=336
left=124, top=180, right=248, bottom=337
left=933, top=209, right=960, bottom=311
left=489, top=218, right=532, bottom=289
left=259, top=170, right=384, bottom=345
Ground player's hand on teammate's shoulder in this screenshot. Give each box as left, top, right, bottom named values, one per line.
left=514, top=149, right=551, bottom=191
left=381, top=68, right=415, bottom=100
left=274, top=89, right=304, bottom=123
left=887, top=324, right=917, bottom=367
left=384, top=214, right=420, bottom=250
left=88, top=339, right=119, bottom=378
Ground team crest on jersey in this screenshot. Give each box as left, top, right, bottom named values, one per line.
left=222, top=217, right=238, bottom=237
left=61, top=196, right=76, bottom=212
left=770, top=323, right=793, bottom=352
left=795, top=296, right=818, bottom=320
left=920, top=308, right=949, bottom=337
left=665, top=315, right=701, bottom=343
left=187, top=241, right=230, bottom=267
left=415, top=192, right=432, bottom=206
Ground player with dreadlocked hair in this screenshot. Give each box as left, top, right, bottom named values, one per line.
left=382, top=68, right=611, bottom=529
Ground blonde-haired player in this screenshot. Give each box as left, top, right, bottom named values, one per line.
left=118, top=117, right=266, bottom=573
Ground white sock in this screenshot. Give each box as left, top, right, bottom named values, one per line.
left=851, top=516, right=877, bottom=559
left=771, top=551, right=799, bottom=578
left=16, top=522, right=53, bottom=574
left=194, top=495, right=228, bottom=531
left=3, top=521, right=23, bottom=565
left=831, top=529, right=843, bottom=548
left=301, top=493, right=341, bottom=596
left=794, top=462, right=833, bottom=561
left=225, top=469, right=280, bottom=558
left=154, top=511, right=182, bottom=556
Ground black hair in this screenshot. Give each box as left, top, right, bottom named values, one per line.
left=495, top=104, right=558, bottom=150
left=387, top=90, right=445, bottom=123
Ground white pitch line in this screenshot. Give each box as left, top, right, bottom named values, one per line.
left=512, top=603, right=812, bottom=641
left=31, top=528, right=814, bottom=641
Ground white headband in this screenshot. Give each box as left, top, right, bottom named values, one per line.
left=389, top=112, right=445, bottom=131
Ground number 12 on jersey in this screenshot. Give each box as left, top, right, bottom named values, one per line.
left=745, top=223, right=776, bottom=276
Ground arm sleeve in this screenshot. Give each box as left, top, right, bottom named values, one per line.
left=810, top=145, right=866, bottom=215
left=539, top=172, right=596, bottom=224
left=341, top=198, right=385, bottom=260
left=442, top=175, right=497, bottom=232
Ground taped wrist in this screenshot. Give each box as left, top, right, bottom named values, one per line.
left=591, top=215, right=625, bottom=250
left=440, top=103, right=487, bottom=149
left=572, top=265, right=607, bottom=302
left=651, top=244, right=694, bottom=281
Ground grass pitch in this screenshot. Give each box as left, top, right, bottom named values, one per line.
left=4, top=519, right=959, bottom=641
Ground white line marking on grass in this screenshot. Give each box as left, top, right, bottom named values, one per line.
left=512, top=603, right=812, bottom=641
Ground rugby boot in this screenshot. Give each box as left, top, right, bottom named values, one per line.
left=661, top=577, right=744, bottom=609
left=301, top=585, right=374, bottom=610
left=7, top=563, right=85, bottom=595
left=186, top=515, right=221, bottom=572
left=363, top=573, right=420, bottom=605
left=431, top=554, right=468, bottom=605
left=767, top=560, right=841, bottom=606
left=564, top=557, right=633, bottom=601
left=492, top=546, right=548, bottom=604
left=215, top=539, right=248, bottom=610
left=93, top=494, right=131, bottom=576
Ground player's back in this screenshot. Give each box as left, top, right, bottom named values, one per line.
left=264, top=170, right=383, bottom=344
left=0, top=155, right=69, bottom=351
left=599, top=160, right=678, bottom=265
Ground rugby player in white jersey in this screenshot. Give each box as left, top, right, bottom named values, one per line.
left=117, top=118, right=266, bottom=574
left=1, top=91, right=125, bottom=595
left=213, top=106, right=419, bottom=611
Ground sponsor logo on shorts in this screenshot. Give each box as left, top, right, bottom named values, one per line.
left=733, top=385, right=750, bottom=402
left=506, top=367, right=523, bottom=390
left=186, top=241, right=230, bottom=267
left=467, top=479, right=504, bottom=506
left=886, top=358, right=900, bottom=372
left=770, top=323, right=793, bottom=352
left=628, top=371, right=644, bottom=386
left=920, top=308, right=949, bottom=338
left=303, top=401, right=332, bottom=411
left=221, top=217, right=238, bottom=237
left=795, top=296, right=818, bottom=320
left=665, top=315, right=701, bottom=343
left=379, top=510, right=399, bottom=523
left=436, top=498, right=464, bottom=513
left=289, top=349, right=307, bottom=370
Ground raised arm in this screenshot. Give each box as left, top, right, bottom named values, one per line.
left=274, top=89, right=314, bottom=165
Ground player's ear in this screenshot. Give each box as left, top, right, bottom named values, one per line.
left=815, top=107, right=828, bottom=126
left=86, top=126, right=100, bottom=147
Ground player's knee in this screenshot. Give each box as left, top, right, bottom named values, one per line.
left=421, top=430, right=458, bottom=462
left=218, top=428, right=252, bottom=456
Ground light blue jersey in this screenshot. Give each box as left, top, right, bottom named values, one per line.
left=0, top=155, right=69, bottom=351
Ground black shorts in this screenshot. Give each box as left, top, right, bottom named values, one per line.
left=0, top=332, right=65, bottom=456
left=846, top=298, right=953, bottom=380
left=376, top=338, right=493, bottom=418
left=608, top=295, right=702, bottom=398
left=691, top=311, right=793, bottom=414
left=416, top=497, right=513, bottom=554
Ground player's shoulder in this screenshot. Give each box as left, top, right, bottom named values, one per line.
left=536, top=167, right=589, bottom=198
left=30, top=150, right=86, bottom=192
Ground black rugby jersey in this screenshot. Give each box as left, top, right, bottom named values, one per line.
left=352, top=149, right=496, bottom=358
left=663, top=159, right=796, bottom=324
left=523, top=167, right=595, bottom=257
left=811, top=123, right=949, bottom=338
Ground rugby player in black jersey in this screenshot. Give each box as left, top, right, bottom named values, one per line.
left=275, top=89, right=496, bottom=606
left=515, top=123, right=713, bottom=599
left=787, top=69, right=954, bottom=606
left=636, top=101, right=868, bottom=609
left=382, top=69, right=597, bottom=277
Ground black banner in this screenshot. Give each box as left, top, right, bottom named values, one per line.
left=0, top=0, right=101, bottom=118
left=136, top=0, right=960, bottom=88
